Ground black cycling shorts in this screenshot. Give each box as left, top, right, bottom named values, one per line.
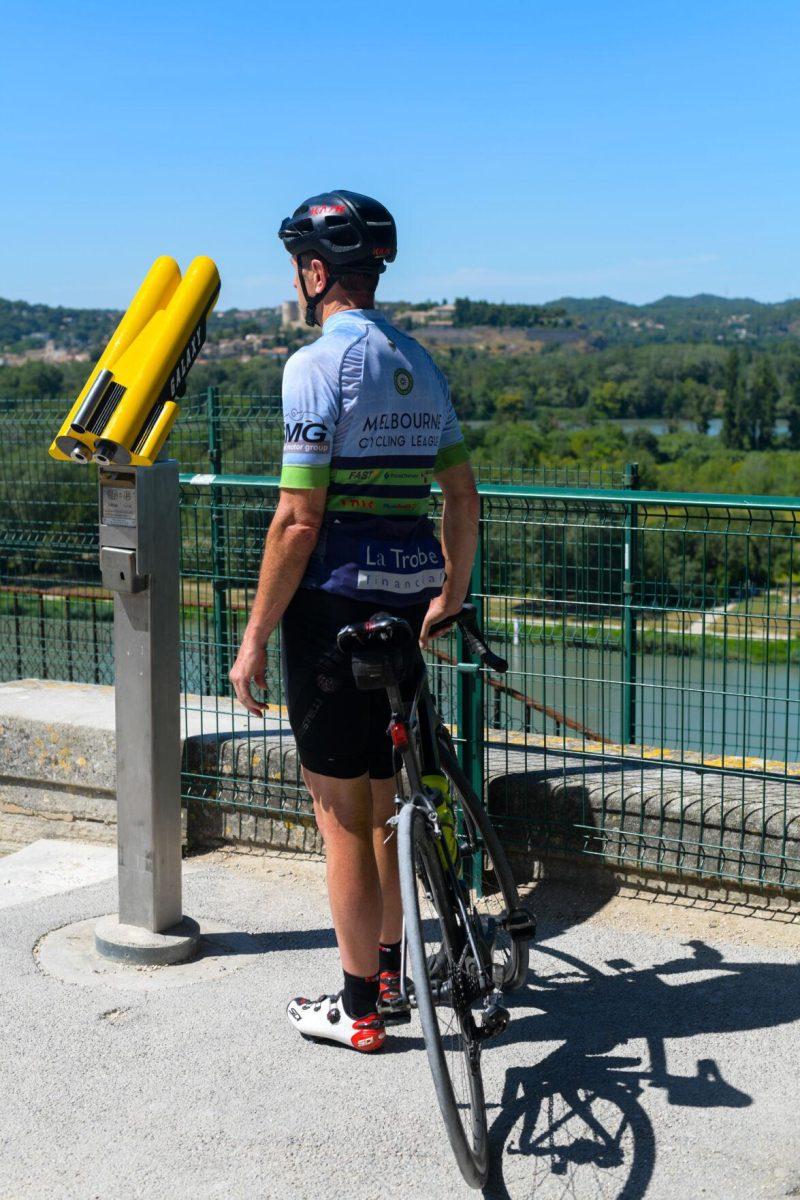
left=280, top=588, right=428, bottom=780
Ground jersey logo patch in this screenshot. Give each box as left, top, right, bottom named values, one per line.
left=284, top=415, right=331, bottom=455
left=393, top=368, right=414, bottom=396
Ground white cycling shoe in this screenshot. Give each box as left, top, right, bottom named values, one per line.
left=286, top=991, right=386, bottom=1053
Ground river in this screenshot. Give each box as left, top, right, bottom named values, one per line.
left=6, top=611, right=796, bottom=765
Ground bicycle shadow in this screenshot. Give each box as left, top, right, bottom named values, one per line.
left=483, top=938, right=800, bottom=1200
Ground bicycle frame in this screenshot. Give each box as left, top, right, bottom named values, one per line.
left=384, top=651, right=497, bottom=1009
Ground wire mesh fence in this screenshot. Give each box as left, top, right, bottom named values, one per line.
left=2, top=394, right=799, bottom=889
left=474, top=485, right=800, bottom=891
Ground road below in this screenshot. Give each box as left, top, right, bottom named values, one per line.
left=1, top=843, right=798, bottom=1200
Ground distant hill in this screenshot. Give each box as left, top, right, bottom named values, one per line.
left=0, top=299, right=283, bottom=361
left=0, top=298, right=119, bottom=355
left=547, top=293, right=800, bottom=345
left=1, top=292, right=798, bottom=360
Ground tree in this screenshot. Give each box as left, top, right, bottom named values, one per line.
left=588, top=380, right=625, bottom=419
left=682, top=378, right=716, bottom=434
left=494, top=389, right=526, bottom=422
left=721, top=347, right=743, bottom=448
left=472, top=421, right=543, bottom=471
left=15, top=361, right=65, bottom=398
left=664, top=381, right=684, bottom=427
left=786, top=375, right=800, bottom=450
left=745, top=355, right=779, bottom=450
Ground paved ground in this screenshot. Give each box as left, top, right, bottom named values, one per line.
left=1, top=841, right=799, bottom=1200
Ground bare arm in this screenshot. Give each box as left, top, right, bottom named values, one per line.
left=420, top=459, right=480, bottom=646
left=229, top=486, right=326, bottom=714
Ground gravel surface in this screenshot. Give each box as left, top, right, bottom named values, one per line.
left=1, top=845, right=799, bottom=1200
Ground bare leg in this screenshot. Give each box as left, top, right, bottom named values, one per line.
left=370, top=776, right=403, bottom=946
left=302, top=767, right=382, bottom=978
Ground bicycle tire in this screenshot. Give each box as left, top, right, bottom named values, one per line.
left=438, top=730, right=531, bottom=992
left=398, top=801, right=489, bottom=1189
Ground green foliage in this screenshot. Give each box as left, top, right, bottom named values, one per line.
left=0, top=298, right=118, bottom=353
left=452, top=298, right=568, bottom=328
left=744, top=354, right=779, bottom=450
left=207, top=308, right=281, bottom=337
left=787, top=376, right=800, bottom=450
left=494, top=389, right=527, bottom=421
left=470, top=421, right=544, bottom=470
left=553, top=293, right=800, bottom=346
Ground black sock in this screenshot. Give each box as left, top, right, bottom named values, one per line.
left=379, top=940, right=402, bottom=974
left=342, top=970, right=380, bottom=1019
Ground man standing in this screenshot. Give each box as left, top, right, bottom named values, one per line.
left=229, top=190, right=479, bottom=1051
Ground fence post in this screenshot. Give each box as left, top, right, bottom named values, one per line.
left=621, top=461, right=639, bottom=744
left=457, top=503, right=485, bottom=798
left=206, top=386, right=229, bottom=691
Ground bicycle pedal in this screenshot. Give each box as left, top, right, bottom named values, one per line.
left=379, top=1008, right=412, bottom=1027
left=377, top=997, right=412, bottom=1025
left=503, top=907, right=536, bottom=941
left=476, top=1001, right=510, bottom=1041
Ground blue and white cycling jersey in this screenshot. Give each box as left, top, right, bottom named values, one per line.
left=280, top=308, right=468, bottom=605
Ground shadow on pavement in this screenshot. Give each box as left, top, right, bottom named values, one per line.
left=483, top=938, right=800, bottom=1199
left=194, top=924, right=339, bottom=961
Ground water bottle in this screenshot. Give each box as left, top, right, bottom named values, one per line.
left=422, top=773, right=459, bottom=869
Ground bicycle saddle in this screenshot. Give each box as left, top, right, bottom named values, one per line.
left=337, top=614, right=417, bottom=691
left=336, top=613, right=414, bottom=654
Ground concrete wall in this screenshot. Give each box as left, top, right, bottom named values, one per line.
left=2, top=679, right=798, bottom=902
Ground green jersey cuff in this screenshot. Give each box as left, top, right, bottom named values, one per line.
left=434, top=440, right=470, bottom=473
left=279, top=464, right=330, bottom=489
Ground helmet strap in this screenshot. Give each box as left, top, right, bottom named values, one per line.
left=297, top=255, right=338, bottom=327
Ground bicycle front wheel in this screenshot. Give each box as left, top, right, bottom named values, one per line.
left=398, top=802, right=489, bottom=1189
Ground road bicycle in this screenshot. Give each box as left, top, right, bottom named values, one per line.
left=337, top=603, right=536, bottom=1188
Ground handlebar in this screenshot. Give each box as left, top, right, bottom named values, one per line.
left=428, top=603, right=508, bottom=674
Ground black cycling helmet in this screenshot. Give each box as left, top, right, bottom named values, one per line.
left=278, top=189, right=397, bottom=325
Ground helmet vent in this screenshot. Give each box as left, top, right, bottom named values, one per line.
left=327, top=228, right=360, bottom=247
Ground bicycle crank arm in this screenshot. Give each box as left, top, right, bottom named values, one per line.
left=502, top=907, right=537, bottom=941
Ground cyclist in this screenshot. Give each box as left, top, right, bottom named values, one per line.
left=229, top=190, right=479, bottom=1052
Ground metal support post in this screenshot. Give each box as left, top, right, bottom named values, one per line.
left=207, top=386, right=230, bottom=692
left=457, top=514, right=485, bottom=796
left=456, top=511, right=486, bottom=896
left=621, top=462, right=639, bottom=745
left=94, top=459, right=199, bottom=963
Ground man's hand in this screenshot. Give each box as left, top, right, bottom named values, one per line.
left=424, top=459, right=479, bottom=650
left=420, top=594, right=464, bottom=649
left=227, top=486, right=326, bottom=719
left=229, top=636, right=269, bottom=717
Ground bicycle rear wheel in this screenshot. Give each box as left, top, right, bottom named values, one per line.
left=438, top=729, right=532, bottom=992
left=398, top=802, right=489, bottom=1189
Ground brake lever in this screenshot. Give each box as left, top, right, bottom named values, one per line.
left=458, top=608, right=509, bottom=674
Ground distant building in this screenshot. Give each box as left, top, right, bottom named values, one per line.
left=393, top=304, right=455, bottom=328
left=281, top=300, right=303, bottom=329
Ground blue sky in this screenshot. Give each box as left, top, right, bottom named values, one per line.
left=2, top=1, right=799, bottom=310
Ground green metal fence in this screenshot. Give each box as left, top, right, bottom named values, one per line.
left=0, top=390, right=631, bottom=682
left=2, top=394, right=799, bottom=891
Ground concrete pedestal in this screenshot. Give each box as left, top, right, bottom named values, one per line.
left=94, top=913, right=200, bottom=965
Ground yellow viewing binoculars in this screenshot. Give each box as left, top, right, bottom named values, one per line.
left=49, top=255, right=220, bottom=467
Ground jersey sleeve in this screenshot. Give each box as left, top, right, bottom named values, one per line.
left=279, top=348, right=339, bottom=489
left=433, top=366, right=469, bottom=473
